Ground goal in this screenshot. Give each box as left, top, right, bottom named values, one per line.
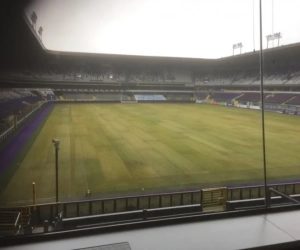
left=121, top=100, right=137, bottom=104
left=120, top=95, right=137, bottom=103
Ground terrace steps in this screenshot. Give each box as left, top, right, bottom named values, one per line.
left=0, top=206, right=29, bottom=230
left=283, top=96, right=296, bottom=104
left=233, top=93, right=244, bottom=100
left=265, top=94, right=273, bottom=100
left=0, top=212, right=18, bottom=235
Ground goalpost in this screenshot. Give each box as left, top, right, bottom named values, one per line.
left=121, top=100, right=138, bottom=104
left=120, top=95, right=137, bottom=104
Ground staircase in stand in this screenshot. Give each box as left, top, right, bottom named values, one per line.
left=283, top=96, right=296, bottom=105
left=0, top=206, right=30, bottom=235
left=233, top=93, right=244, bottom=101
left=265, top=94, right=273, bottom=100
left=0, top=209, right=24, bottom=236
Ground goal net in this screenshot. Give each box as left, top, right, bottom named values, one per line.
left=121, top=95, right=137, bottom=103
left=121, top=100, right=137, bottom=104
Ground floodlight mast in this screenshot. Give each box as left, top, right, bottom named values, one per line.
left=38, top=26, right=43, bottom=40
left=266, top=32, right=282, bottom=48
left=30, top=12, right=37, bottom=31
left=232, top=43, right=243, bottom=55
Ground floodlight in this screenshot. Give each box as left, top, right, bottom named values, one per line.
left=232, top=43, right=243, bottom=55
left=266, top=32, right=282, bottom=48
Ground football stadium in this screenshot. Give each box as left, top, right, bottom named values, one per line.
left=2, top=1, right=300, bottom=248
left=2, top=98, right=300, bottom=205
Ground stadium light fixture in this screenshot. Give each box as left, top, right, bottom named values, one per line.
left=266, top=32, right=282, bottom=48
left=232, top=43, right=243, bottom=55
left=52, top=139, right=60, bottom=214
left=30, top=12, right=37, bottom=31
left=38, top=26, right=43, bottom=41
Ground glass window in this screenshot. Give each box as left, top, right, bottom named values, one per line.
left=1, top=0, right=300, bottom=238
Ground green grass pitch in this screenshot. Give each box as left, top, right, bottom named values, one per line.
left=1, top=103, right=300, bottom=205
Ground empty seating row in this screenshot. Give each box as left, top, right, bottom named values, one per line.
left=286, top=95, right=300, bottom=105
left=265, top=93, right=295, bottom=104
left=236, top=93, right=267, bottom=102
left=210, top=92, right=240, bottom=102
left=63, top=93, right=93, bottom=100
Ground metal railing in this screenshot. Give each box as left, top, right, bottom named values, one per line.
left=16, top=102, right=45, bottom=127
left=63, top=204, right=203, bottom=230
left=0, top=102, right=45, bottom=144
left=0, top=211, right=21, bottom=236
left=227, top=182, right=300, bottom=201
left=62, top=190, right=201, bottom=219
left=60, top=182, right=300, bottom=221
left=1, top=182, right=300, bottom=230
left=27, top=202, right=62, bottom=226
left=0, top=126, right=14, bottom=144
left=267, top=188, right=300, bottom=207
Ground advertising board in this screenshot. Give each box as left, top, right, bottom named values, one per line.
left=249, top=105, right=260, bottom=110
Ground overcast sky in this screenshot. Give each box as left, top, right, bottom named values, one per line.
left=25, top=0, right=300, bottom=59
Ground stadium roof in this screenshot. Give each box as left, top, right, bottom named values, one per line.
left=2, top=1, right=300, bottom=72
left=24, top=9, right=300, bottom=71
left=45, top=41, right=300, bottom=70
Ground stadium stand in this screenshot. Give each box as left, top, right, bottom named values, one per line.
left=0, top=91, right=43, bottom=119
left=210, top=92, right=240, bottom=102
left=134, top=95, right=166, bottom=101
left=4, top=63, right=300, bottom=87
left=55, top=91, right=132, bottom=101
left=195, top=92, right=208, bottom=100
left=192, top=69, right=300, bottom=86
left=0, top=99, right=24, bottom=119
left=195, top=71, right=257, bottom=85
left=94, top=93, right=129, bottom=101
left=166, top=69, right=191, bottom=83
left=128, top=69, right=164, bottom=82
left=285, top=95, right=300, bottom=105
left=236, top=93, right=267, bottom=103
left=63, top=92, right=93, bottom=100
left=163, top=93, right=192, bottom=101
left=177, top=94, right=192, bottom=101
left=265, top=93, right=296, bottom=104
left=37, top=90, right=57, bottom=100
